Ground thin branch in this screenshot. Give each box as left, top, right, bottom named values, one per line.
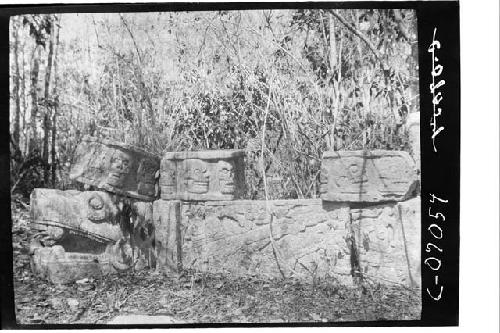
left=119, top=14, right=143, bottom=64
left=260, top=79, right=285, bottom=279
left=326, top=9, right=387, bottom=70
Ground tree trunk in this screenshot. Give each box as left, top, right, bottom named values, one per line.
left=51, top=15, right=61, bottom=187
left=328, top=12, right=336, bottom=151
left=29, top=45, right=41, bottom=153
left=43, top=18, right=55, bottom=185
left=12, top=17, right=21, bottom=153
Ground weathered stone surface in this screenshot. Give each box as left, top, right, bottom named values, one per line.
left=406, top=112, right=420, bottom=171
left=29, top=188, right=155, bottom=283
left=153, top=198, right=420, bottom=286
left=350, top=196, right=420, bottom=287
left=153, top=199, right=353, bottom=283
left=398, top=197, right=421, bottom=288
left=69, top=136, right=160, bottom=201
left=320, top=150, right=418, bottom=203
left=30, top=245, right=118, bottom=284
left=159, top=150, right=245, bottom=201
left=152, top=200, right=181, bottom=273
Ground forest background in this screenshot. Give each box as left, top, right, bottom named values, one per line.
left=8, top=9, right=419, bottom=200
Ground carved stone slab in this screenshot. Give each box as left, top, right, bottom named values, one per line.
left=350, top=196, right=421, bottom=288
left=320, top=150, right=418, bottom=203
left=159, top=150, right=245, bottom=201
left=30, top=188, right=124, bottom=249
left=152, top=199, right=352, bottom=283
left=69, top=136, right=160, bottom=201
left=29, top=188, right=156, bottom=283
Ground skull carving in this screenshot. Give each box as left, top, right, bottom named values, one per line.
left=107, top=150, right=132, bottom=187
left=217, top=160, right=235, bottom=195
left=184, top=159, right=209, bottom=194
left=159, top=159, right=177, bottom=196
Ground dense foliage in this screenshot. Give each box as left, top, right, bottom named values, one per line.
left=9, top=9, right=418, bottom=199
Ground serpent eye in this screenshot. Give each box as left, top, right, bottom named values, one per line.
left=89, top=196, right=104, bottom=210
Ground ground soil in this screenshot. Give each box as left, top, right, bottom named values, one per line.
left=11, top=200, right=421, bottom=325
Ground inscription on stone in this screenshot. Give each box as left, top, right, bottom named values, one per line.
left=320, top=150, right=418, bottom=203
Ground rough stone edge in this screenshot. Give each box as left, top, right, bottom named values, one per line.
left=81, top=135, right=160, bottom=160
left=162, top=149, right=245, bottom=160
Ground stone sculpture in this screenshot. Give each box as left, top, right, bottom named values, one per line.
left=69, top=136, right=160, bottom=201
left=320, top=150, right=418, bottom=203
left=160, top=150, right=245, bottom=201
left=29, top=188, right=155, bottom=284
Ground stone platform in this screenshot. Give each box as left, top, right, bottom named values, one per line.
left=153, top=197, right=420, bottom=287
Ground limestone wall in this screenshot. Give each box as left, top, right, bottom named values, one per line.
left=153, top=197, right=420, bottom=287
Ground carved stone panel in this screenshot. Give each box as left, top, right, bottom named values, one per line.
left=160, top=150, right=245, bottom=201
left=29, top=188, right=155, bottom=284
left=69, top=136, right=160, bottom=201
left=320, top=150, right=418, bottom=203
left=350, top=197, right=421, bottom=288
left=177, top=199, right=353, bottom=284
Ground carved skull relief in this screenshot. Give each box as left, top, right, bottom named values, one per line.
left=107, top=150, right=132, bottom=188
left=159, top=159, right=177, bottom=195
left=217, top=160, right=235, bottom=195
left=184, top=159, right=209, bottom=194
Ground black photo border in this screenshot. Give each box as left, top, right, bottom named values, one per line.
left=0, top=1, right=460, bottom=329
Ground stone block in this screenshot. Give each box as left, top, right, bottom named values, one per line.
left=178, top=199, right=353, bottom=283
left=152, top=200, right=182, bottom=273
left=159, top=150, right=245, bottom=201
left=69, top=136, right=160, bottom=201
left=31, top=245, right=117, bottom=284
left=398, top=197, right=421, bottom=288
left=320, top=150, right=418, bottom=203
left=29, top=188, right=155, bottom=283
left=350, top=197, right=420, bottom=287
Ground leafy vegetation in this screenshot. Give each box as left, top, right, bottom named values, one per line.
left=9, top=9, right=418, bottom=199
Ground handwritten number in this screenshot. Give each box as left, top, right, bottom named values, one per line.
left=429, top=193, right=448, bottom=204
left=425, top=257, right=441, bottom=271
left=426, top=242, right=443, bottom=253
left=427, top=286, right=444, bottom=301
